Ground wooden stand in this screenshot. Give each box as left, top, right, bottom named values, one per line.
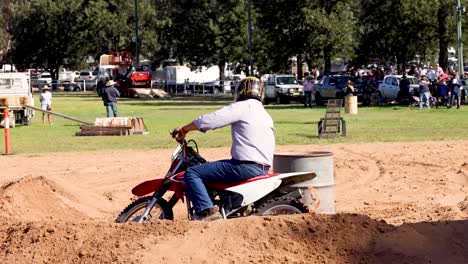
left=318, top=99, right=346, bottom=138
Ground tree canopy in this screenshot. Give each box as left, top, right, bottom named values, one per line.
left=1, top=0, right=467, bottom=78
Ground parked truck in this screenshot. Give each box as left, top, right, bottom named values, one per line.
left=0, top=72, right=34, bottom=126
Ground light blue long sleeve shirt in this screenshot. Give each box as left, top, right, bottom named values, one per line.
left=194, top=99, right=275, bottom=166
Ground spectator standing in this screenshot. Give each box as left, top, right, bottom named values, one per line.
left=418, top=74, right=431, bottom=109
left=436, top=74, right=448, bottom=108
left=449, top=71, right=461, bottom=109
left=408, top=65, right=416, bottom=76
left=361, top=77, right=372, bottom=106
left=415, top=66, right=421, bottom=78
left=312, top=68, right=320, bottom=80
left=426, top=65, right=437, bottom=95
left=101, top=80, right=120, bottom=117
left=302, top=75, right=314, bottom=107
left=40, top=85, right=53, bottom=125
left=398, top=75, right=410, bottom=102
left=436, top=64, right=444, bottom=78
left=345, top=80, right=355, bottom=96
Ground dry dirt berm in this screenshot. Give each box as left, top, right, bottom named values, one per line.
left=0, top=141, right=467, bottom=263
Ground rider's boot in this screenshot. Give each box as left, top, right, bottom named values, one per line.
left=194, top=207, right=223, bottom=221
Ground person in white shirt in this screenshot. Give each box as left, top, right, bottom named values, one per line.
left=436, top=64, right=444, bottom=78
left=426, top=65, right=437, bottom=95
left=303, top=74, right=314, bottom=107
left=39, top=85, right=53, bottom=125
left=170, top=77, right=274, bottom=221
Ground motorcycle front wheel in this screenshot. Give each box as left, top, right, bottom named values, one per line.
left=256, top=197, right=308, bottom=216
left=115, top=196, right=174, bottom=223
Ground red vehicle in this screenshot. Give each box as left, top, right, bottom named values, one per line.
left=130, top=67, right=152, bottom=87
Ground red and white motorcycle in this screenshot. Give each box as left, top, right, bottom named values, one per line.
left=116, top=139, right=316, bottom=223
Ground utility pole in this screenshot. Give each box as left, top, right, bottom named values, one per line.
left=456, top=0, right=464, bottom=77
left=134, top=0, right=140, bottom=67
left=248, top=0, right=253, bottom=76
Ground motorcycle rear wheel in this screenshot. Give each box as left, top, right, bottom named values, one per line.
left=256, top=197, right=308, bottom=216
left=115, top=196, right=174, bottom=223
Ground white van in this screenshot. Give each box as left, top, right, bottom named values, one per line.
left=0, top=72, right=34, bottom=126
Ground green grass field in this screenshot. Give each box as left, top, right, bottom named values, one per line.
left=2, top=92, right=468, bottom=154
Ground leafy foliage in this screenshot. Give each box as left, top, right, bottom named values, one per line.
left=0, top=0, right=466, bottom=76
left=255, top=0, right=356, bottom=75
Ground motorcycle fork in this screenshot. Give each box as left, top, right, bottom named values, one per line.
left=185, top=194, right=194, bottom=220
left=167, top=194, right=179, bottom=208
left=137, top=182, right=171, bottom=223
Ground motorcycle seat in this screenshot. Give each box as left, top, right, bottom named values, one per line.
left=206, top=173, right=280, bottom=190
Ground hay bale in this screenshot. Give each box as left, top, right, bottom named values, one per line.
left=133, top=88, right=154, bottom=99
left=94, top=117, right=130, bottom=127
left=151, top=89, right=169, bottom=98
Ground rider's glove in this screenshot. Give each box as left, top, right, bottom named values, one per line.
left=170, top=127, right=187, bottom=140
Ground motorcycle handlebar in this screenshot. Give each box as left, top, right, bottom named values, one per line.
left=175, top=137, right=186, bottom=145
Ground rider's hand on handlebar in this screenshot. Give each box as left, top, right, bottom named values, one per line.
left=170, top=127, right=187, bottom=140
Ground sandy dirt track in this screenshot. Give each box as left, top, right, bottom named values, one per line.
left=0, top=141, right=467, bottom=263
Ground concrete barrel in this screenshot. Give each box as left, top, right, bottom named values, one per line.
left=273, top=151, right=335, bottom=214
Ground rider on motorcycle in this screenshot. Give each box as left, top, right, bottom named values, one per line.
left=170, top=76, right=275, bottom=221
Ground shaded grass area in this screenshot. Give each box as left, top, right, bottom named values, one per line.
left=2, top=92, right=468, bottom=154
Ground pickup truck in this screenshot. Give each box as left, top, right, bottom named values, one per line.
left=264, top=74, right=304, bottom=104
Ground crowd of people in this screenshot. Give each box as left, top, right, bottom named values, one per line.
left=346, top=64, right=465, bottom=109
left=402, top=65, right=463, bottom=109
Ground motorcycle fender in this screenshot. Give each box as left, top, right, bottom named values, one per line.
left=132, top=179, right=164, bottom=196
left=276, top=172, right=317, bottom=187
left=131, top=178, right=186, bottom=202
left=225, top=178, right=282, bottom=206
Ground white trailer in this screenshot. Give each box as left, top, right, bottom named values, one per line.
left=0, top=72, right=34, bottom=126
left=165, top=65, right=220, bottom=85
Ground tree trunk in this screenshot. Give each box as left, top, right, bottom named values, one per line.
left=397, top=53, right=407, bottom=76
left=304, top=56, right=312, bottom=75
left=218, top=61, right=226, bottom=92
left=296, top=54, right=303, bottom=80
left=438, top=3, right=450, bottom=72
left=324, top=45, right=332, bottom=75
left=322, top=0, right=338, bottom=75
left=218, top=62, right=225, bottom=81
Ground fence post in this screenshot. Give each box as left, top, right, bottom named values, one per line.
left=3, top=108, right=10, bottom=154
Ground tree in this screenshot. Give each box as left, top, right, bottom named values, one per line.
left=254, top=0, right=356, bottom=76
left=355, top=0, right=438, bottom=73
left=437, top=0, right=455, bottom=72
left=208, top=1, right=249, bottom=80
left=9, top=0, right=88, bottom=78
left=78, top=0, right=159, bottom=66
left=151, top=0, right=249, bottom=81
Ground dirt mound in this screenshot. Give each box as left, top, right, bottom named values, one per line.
left=0, top=219, right=190, bottom=263
left=1, top=214, right=467, bottom=264
left=1, top=141, right=468, bottom=263
left=0, top=176, right=87, bottom=221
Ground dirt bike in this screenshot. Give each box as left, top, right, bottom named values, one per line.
left=115, top=139, right=316, bottom=223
